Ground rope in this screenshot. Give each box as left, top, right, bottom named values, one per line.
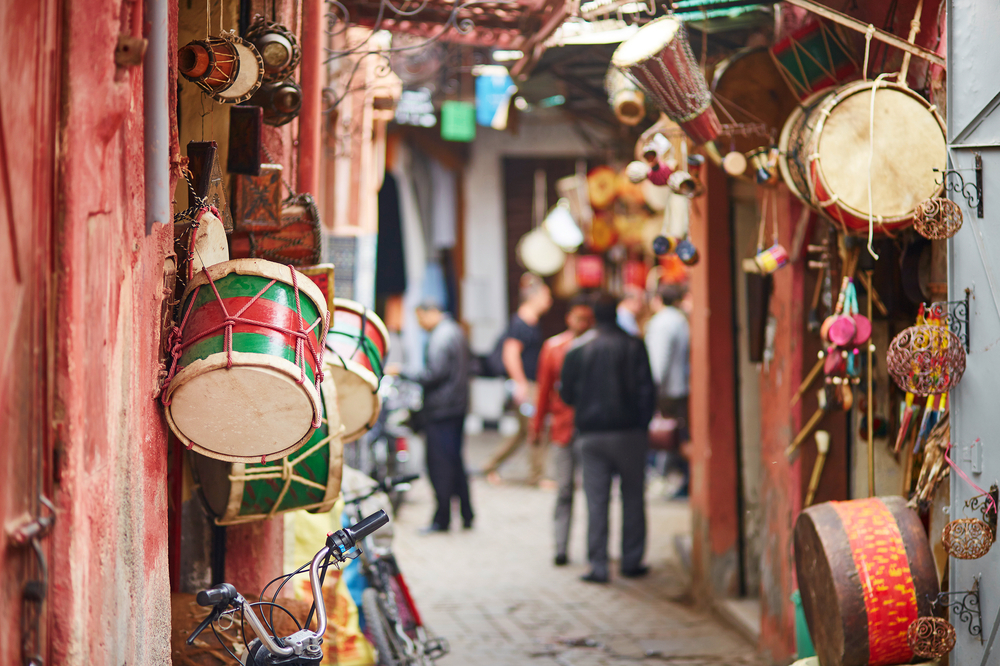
left=862, top=24, right=876, bottom=81
left=866, top=74, right=893, bottom=261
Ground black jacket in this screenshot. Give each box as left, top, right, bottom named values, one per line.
left=559, top=323, right=656, bottom=433
left=408, top=317, right=470, bottom=421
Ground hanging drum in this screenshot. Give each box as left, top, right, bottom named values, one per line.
left=163, top=259, right=330, bottom=462
left=191, top=374, right=343, bottom=525
left=794, top=496, right=940, bottom=666
left=605, top=66, right=646, bottom=126
left=804, top=80, right=946, bottom=233
left=324, top=299, right=390, bottom=443
left=178, top=34, right=263, bottom=104
left=245, top=16, right=301, bottom=83
left=778, top=89, right=828, bottom=207
left=612, top=16, right=722, bottom=145
left=770, top=21, right=858, bottom=100
left=248, top=79, right=303, bottom=127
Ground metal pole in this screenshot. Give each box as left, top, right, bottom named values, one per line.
left=297, top=0, right=324, bottom=199
left=144, top=0, right=170, bottom=233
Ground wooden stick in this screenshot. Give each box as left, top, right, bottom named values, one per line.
left=866, top=269, right=875, bottom=497
left=898, top=0, right=925, bottom=86
left=858, top=271, right=888, bottom=317
left=792, top=356, right=824, bottom=406
left=787, top=406, right=825, bottom=459
left=783, top=0, right=945, bottom=68
left=805, top=430, right=831, bottom=506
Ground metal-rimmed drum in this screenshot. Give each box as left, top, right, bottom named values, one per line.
left=612, top=15, right=721, bottom=144
left=163, top=258, right=329, bottom=462
left=806, top=80, right=946, bottom=233
left=325, top=298, right=390, bottom=443
left=777, top=89, right=828, bottom=206
left=191, top=374, right=344, bottom=525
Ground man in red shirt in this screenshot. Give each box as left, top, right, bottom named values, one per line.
left=530, top=295, right=594, bottom=566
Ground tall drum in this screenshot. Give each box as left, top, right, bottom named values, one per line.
left=612, top=16, right=721, bottom=144
left=777, top=89, right=828, bottom=206
left=794, top=497, right=939, bottom=666
left=163, top=259, right=329, bottom=462
left=806, top=80, right=946, bottom=233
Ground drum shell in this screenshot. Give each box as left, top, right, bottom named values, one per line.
left=778, top=89, right=829, bottom=206
left=328, top=298, right=390, bottom=374
left=794, top=496, right=939, bottom=666
left=770, top=21, right=857, bottom=100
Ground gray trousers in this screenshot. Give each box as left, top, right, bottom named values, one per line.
left=552, top=441, right=578, bottom=557
left=578, top=430, right=648, bottom=576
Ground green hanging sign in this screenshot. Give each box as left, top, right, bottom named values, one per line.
left=440, top=101, right=476, bottom=142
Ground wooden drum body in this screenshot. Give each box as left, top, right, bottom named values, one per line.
left=794, top=496, right=939, bottom=666
left=807, top=80, right=946, bottom=233
left=770, top=21, right=857, bottom=100
left=612, top=16, right=721, bottom=145
left=192, top=374, right=343, bottom=525
left=325, top=298, right=390, bottom=443
left=778, top=89, right=828, bottom=207
left=164, top=259, right=329, bottom=462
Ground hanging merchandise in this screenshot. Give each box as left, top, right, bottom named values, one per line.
left=227, top=105, right=264, bottom=176
left=722, top=150, right=747, bottom=177
left=754, top=190, right=789, bottom=274
left=604, top=66, right=646, bottom=126
left=747, top=146, right=779, bottom=186
left=178, top=34, right=264, bottom=104
left=160, top=259, right=330, bottom=462
left=543, top=200, right=584, bottom=252
left=555, top=164, right=594, bottom=227
left=769, top=20, right=858, bottom=100
left=518, top=169, right=566, bottom=276
left=231, top=164, right=284, bottom=233
left=324, top=299, right=390, bottom=443
left=475, top=66, right=517, bottom=129
left=248, top=79, right=303, bottom=127
left=173, top=206, right=230, bottom=289
left=611, top=15, right=722, bottom=144
left=794, top=496, right=939, bottom=666
left=906, top=616, right=956, bottom=661
left=440, top=100, right=476, bottom=142
left=187, top=141, right=234, bottom=231
left=675, top=238, right=699, bottom=266
left=913, top=196, right=963, bottom=240
left=230, top=193, right=323, bottom=266
left=909, top=412, right=950, bottom=507
left=887, top=304, right=966, bottom=397
left=190, top=374, right=342, bottom=525
left=575, top=254, right=605, bottom=289
left=245, top=15, right=302, bottom=83
left=942, top=518, right=993, bottom=560
left=588, top=165, right=620, bottom=210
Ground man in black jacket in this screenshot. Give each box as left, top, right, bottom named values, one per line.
left=411, top=299, right=474, bottom=532
left=560, top=293, right=656, bottom=582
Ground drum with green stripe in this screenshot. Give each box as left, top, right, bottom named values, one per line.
left=164, top=258, right=329, bottom=462
left=324, top=298, right=390, bottom=443
left=192, top=374, right=344, bottom=525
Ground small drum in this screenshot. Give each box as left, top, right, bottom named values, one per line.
left=191, top=374, right=343, bottom=525
left=777, top=89, right=828, bottom=206
left=711, top=47, right=799, bottom=155
left=517, top=228, right=565, bottom=277
left=806, top=80, right=946, bottom=233
left=178, top=34, right=264, bottom=104
left=612, top=16, right=722, bottom=145
left=605, top=66, right=646, bottom=126
left=325, top=299, right=390, bottom=443
left=163, top=258, right=329, bottom=462
left=770, top=21, right=858, bottom=100
left=795, top=497, right=939, bottom=666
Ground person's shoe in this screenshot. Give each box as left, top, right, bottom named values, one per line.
left=580, top=571, right=608, bottom=584
left=462, top=518, right=474, bottom=530
left=419, top=524, right=448, bottom=535
left=621, top=565, right=650, bottom=578
left=554, top=554, right=569, bottom=566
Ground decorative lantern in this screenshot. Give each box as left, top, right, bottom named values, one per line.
left=907, top=616, right=956, bottom=660
left=942, top=518, right=993, bottom=560
left=886, top=323, right=966, bottom=396
left=914, top=197, right=963, bottom=240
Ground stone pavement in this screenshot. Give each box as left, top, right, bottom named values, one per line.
left=390, top=432, right=765, bottom=666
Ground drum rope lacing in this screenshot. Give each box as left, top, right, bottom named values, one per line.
left=326, top=305, right=385, bottom=388
left=160, top=264, right=331, bottom=435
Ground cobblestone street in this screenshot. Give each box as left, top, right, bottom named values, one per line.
left=391, top=432, right=764, bottom=666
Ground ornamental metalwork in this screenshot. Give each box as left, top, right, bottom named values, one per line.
left=908, top=616, right=957, bottom=659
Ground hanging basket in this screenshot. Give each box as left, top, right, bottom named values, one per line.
left=886, top=325, right=966, bottom=396
left=914, top=197, right=963, bottom=240
left=942, top=518, right=994, bottom=560
left=907, top=616, right=956, bottom=660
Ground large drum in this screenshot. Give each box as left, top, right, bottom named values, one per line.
left=794, top=496, right=939, bottom=666
left=325, top=299, right=390, bottom=443
left=781, top=80, right=946, bottom=233
left=777, top=89, right=828, bottom=206
left=770, top=20, right=857, bottom=100
left=191, top=374, right=343, bottom=525
left=612, top=16, right=721, bottom=145
left=163, top=258, right=329, bottom=462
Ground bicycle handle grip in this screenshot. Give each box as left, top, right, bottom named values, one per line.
left=346, top=510, right=389, bottom=544
left=196, top=583, right=238, bottom=607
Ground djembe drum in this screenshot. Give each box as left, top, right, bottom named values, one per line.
left=163, top=259, right=329, bottom=462
left=612, top=16, right=721, bottom=145
left=325, top=299, right=390, bottom=443
left=191, top=374, right=343, bottom=525
left=794, top=496, right=939, bottom=666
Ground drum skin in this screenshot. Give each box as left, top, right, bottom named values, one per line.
left=794, top=496, right=939, bottom=666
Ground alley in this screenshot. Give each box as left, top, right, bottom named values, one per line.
left=391, top=432, right=764, bottom=666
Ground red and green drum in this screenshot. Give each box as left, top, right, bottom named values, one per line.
left=192, top=374, right=344, bottom=525
left=324, top=298, right=390, bottom=443
left=164, top=258, right=329, bottom=462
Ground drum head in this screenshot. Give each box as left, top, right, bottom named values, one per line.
left=166, top=353, right=321, bottom=461
left=325, top=359, right=381, bottom=443
left=213, top=39, right=263, bottom=103
left=814, top=83, right=945, bottom=219
left=612, top=16, right=680, bottom=67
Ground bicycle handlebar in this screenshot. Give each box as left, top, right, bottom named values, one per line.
left=343, top=475, right=420, bottom=506
left=196, top=583, right=237, bottom=607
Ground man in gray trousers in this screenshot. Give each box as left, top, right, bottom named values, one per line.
left=560, top=293, right=656, bottom=583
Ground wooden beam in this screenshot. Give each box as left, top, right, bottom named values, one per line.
left=784, top=0, right=945, bottom=68
left=510, top=1, right=571, bottom=80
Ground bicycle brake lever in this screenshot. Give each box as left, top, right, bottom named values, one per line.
left=186, top=606, right=223, bottom=645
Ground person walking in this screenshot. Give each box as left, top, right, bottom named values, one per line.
left=560, top=293, right=656, bottom=583
left=530, top=295, right=594, bottom=566
left=616, top=284, right=645, bottom=336
left=410, top=299, right=474, bottom=532
left=483, top=273, right=552, bottom=485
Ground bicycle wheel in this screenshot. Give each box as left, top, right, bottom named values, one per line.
left=363, top=587, right=407, bottom=666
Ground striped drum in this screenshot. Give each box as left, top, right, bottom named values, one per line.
left=163, top=258, right=330, bottom=462
left=324, top=298, right=390, bottom=443
left=794, top=496, right=939, bottom=666
left=191, top=374, right=344, bottom=525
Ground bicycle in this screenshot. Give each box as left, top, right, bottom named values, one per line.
left=186, top=510, right=390, bottom=665
left=345, top=474, right=449, bottom=666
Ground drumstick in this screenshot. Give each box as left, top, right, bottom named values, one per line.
left=897, top=0, right=924, bottom=86
left=787, top=389, right=828, bottom=460
left=805, top=430, right=831, bottom=507
left=792, top=354, right=824, bottom=406
left=858, top=272, right=888, bottom=317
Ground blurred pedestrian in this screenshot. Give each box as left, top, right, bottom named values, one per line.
left=410, top=300, right=474, bottom=532
left=645, top=284, right=691, bottom=496
left=616, top=284, right=645, bottom=336
left=483, top=274, right=553, bottom=485
left=560, top=293, right=655, bottom=583
left=530, top=295, right=595, bottom=566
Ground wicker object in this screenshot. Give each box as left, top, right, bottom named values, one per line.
left=942, top=518, right=994, bottom=560
left=906, top=616, right=956, bottom=660
left=914, top=197, right=963, bottom=240
left=886, top=325, right=965, bottom=396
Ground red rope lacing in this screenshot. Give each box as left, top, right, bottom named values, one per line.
left=161, top=264, right=330, bottom=431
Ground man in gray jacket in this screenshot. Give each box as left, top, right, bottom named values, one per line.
left=411, top=299, right=474, bottom=532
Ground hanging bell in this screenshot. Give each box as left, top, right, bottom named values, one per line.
left=652, top=235, right=677, bottom=256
